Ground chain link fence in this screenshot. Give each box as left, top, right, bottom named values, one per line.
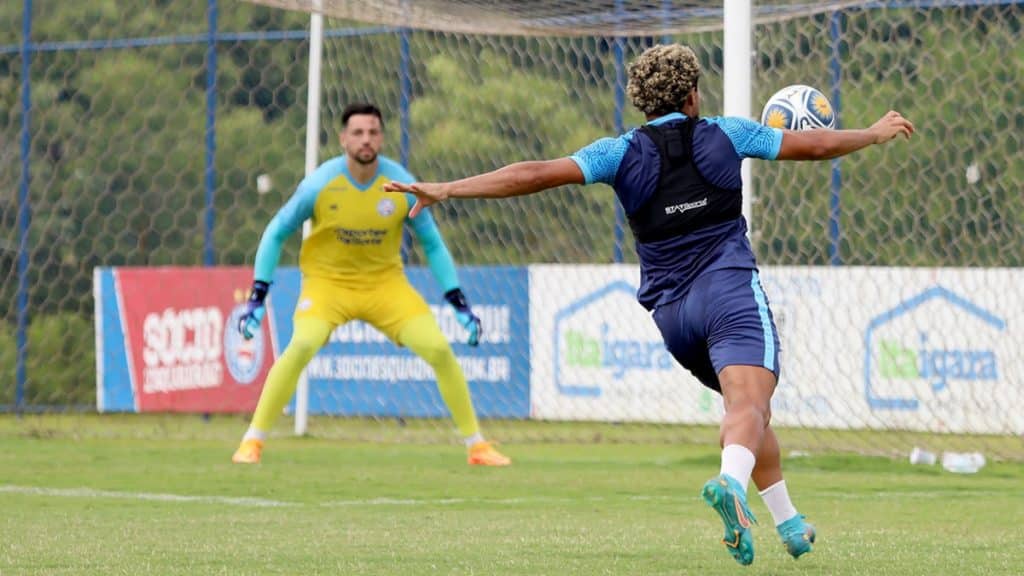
left=3, top=1, right=1022, bottom=458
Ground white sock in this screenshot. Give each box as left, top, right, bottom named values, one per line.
left=720, top=444, right=756, bottom=492
left=759, top=480, right=799, bottom=526
left=243, top=428, right=267, bottom=442
left=464, top=432, right=485, bottom=448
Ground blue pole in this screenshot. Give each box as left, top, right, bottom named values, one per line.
left=662, top=0, right=672, bottom=45
left=613, top=1, right=626, bottom=263
left=203, top=0, right=218, bottom=266
left=829, top=10, right=843, bottom=266
left=15, top=0, right=33, bottom=411
left=399, top=28, right=413, bottom=262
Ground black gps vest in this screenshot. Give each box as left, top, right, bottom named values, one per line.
left=627, top=119, right=742, bottom=244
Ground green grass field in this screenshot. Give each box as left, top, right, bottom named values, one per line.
left=2, top=415, right=1021, bottom=575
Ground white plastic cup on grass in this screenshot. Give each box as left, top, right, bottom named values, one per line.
left=941, top=451, right=985, bottom=474
left=909, top=447, right=937, bottom=466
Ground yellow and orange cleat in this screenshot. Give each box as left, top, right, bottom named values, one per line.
left=231, top=438, right=264, bottom=464
left=467, top=441, right=511, bottom=467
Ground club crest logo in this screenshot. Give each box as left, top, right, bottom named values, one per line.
left=376, top=198, right=396, bottom=217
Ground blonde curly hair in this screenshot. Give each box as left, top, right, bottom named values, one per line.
left=626, top=44, right=701, bottom=117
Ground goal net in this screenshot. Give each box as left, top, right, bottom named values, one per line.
left=233, top=0, right=1024, bottom=458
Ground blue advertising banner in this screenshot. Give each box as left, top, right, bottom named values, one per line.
left=268, top=266, right=530, bottom=419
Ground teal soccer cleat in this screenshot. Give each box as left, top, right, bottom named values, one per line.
left=777, top=514, right=816, bottom=559
left=702, top=474, right=758, bottom=566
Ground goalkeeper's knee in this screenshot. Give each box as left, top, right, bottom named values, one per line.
left=281, top=333, right=324, bottom=365
left=415, top=338, right=454, bottom=367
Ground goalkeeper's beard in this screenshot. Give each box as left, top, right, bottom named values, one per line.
left=353, top=149, right=377, bottom=165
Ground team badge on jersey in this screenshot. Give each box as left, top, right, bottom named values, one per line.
left=376, top=198, right=396, bottom=217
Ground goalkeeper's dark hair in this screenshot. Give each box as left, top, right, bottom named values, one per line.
left=342, top=102, right=384, bottom=129
left=627, top=44, right=701, bottom=118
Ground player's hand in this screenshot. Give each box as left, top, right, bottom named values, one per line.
left=383, top=181, right=449, bottom=218
left=444, top=288, right=482, bottom=347
left=869, top=110, right=915, bottom=144
left=238, top=280, right=270, bottom=340
left=455, top=309, right=482, bottom=347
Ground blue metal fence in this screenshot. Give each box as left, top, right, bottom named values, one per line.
left=15, top=0, right=33, bottom=410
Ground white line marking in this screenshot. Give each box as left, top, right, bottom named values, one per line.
left=0, top=485, right=294, bottom=508
left=319, top=496, right=602, bottom=507
left=1, top=484, right=1008, bottom=509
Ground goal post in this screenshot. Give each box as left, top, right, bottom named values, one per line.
left=723, top=0, right=754, bottom=235
left=293, top=2, right=325, bottom=437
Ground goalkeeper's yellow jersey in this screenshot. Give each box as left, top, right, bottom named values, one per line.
left=253, top=155, right=460, bottom=292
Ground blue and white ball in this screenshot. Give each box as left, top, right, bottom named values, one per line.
left=760, top=84, right=836, bottom=131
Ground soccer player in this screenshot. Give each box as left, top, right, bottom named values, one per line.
left=385, top=45, right=913, bottom=564
left=231, top=102, right=511, bottom=467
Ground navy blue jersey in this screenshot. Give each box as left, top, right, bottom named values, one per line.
left=570, top=113, right=783, bottom=310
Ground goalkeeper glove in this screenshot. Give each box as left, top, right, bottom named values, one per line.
left=239, top=280, right=270, bottom=340
left=444, top=288, right=481, bottom=347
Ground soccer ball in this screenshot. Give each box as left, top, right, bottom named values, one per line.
left=760, top=84, right=836, bottom=130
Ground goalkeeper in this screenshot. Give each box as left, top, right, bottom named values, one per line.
left=385, top=45, right=913, bottom=564
left=231, top=102, right=510, bottom=467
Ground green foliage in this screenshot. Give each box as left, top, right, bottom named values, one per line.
left=0, top=326, right=13, bottom=405
left=0, top=314, right=94, bottom=406
left=753, top=7, right=1024, bottom=266
left=25, top=314, right=95, bottom=406
left=407, top=49, right=618, bottom=264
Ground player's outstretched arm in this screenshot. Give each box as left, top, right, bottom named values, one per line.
left=384, top=158, right=585, bottom=217
left=776, top=110, right=914, bottom=161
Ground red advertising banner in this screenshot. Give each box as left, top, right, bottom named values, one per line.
left=115, top=267, right=273, bottom=412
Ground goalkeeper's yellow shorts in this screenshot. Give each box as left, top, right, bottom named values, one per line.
left=293, top=274, right=431, bottom=343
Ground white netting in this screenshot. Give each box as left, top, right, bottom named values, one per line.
left=253, top=0, right=1024, bottom=458
left=245, top=0, right=890, bottom=36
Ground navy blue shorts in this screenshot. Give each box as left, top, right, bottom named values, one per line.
left=652, top=268, right=780, bottom=392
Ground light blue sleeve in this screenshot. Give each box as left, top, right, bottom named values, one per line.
left=407, top=205, right=460, bottom=293
left=253, top=181, right=318, bottom=283
left=252, top=158, right=349, bottom=283
left=569, top=133, right=631, bottom=185
left=705, top=116, right=783, bottom=160
left=378, top=156, right=461, bottom=293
